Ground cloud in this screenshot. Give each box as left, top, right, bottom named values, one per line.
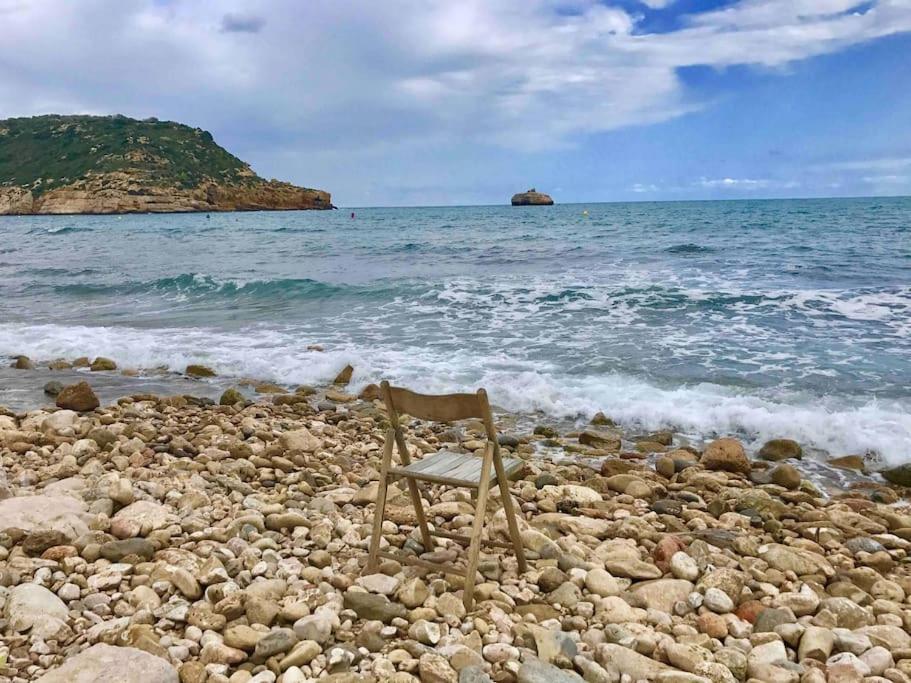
left=220, top=13, right=265, bottom=33
left=699, top=177, right=800, bottom=190
left=631, top=183, right=659, bottom=192
left=812, top=156, right=911, bottom=172
left=639, top=0, right=676, bottom=8
left=0, top=0, right=908, bottom=202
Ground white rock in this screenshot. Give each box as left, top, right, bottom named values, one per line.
left=5, top=583, right=69, bottom=638
left=279, top=428, right=322, bottom=452
left=41, top=410, right=78, bottom=434
left=670, top=552, right=700, bottom=581
left=585, top=568, right=621, bottom=597
left=34, top=643, right=178, bottom=682
left=703, top=587, right=734, bottom=613
left=356, top=573, right=400, bottom=596
left=0, top=494, right=90, bottom=539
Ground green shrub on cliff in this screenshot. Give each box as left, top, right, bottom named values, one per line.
left=0, top=114, right=300, bottom=196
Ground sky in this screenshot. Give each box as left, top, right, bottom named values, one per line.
left=1, top=0, right=910, bottom=206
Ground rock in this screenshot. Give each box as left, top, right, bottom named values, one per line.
left=12, top=354, right=34, bottom=369
left=90, top=356, right=117, bottom=371
left=343, top=590, right=407, bottom=622
left=356, top=573, right=400, bottom=595
left=541, top=484, right=602, bottom=506
left=859, top=646, right=893, bottom=676
left=664, top=642, right=713, bottom=673
left=460, top=666, right=494, bottom=683
left=22, top=529, right=69, bottom=555
left=511, top=189, right=555, bottom=206
left=747, top=640, right=788, bottom=676
left=631, top=579, right=694, bottom=613
left=760, top=543, right=834, bottom=577
left=603, top=557, right=662, bottom=580
left=769, top=463, right=800, bottom=489
left=34, top=643, right=178, bottom=682
left=420, top=653, right=459, bottom=683
left=758, top=438, right=803, bottom=461
left=819, top=597, right=874, bottom=629
left=112, top=500, right=176, bottom=537
left=703, top=587, right=734, bottom=613
left=225, top=624, right=265, bottom=651
left=597, top=644, right=670, bottom=680
left=517, top=659, right=584, bottom=683
left=220, top=387, right=244, bottom=405
left=0, top=494, right=89, bottom=539
left=578, top=429, right=621, bottom=450
left=185, top=364, right=216, bottom=377
left=798, top=626, right=835, bottom=661
left=584, top=568, right=621, bottom=597
left=825, top=652, right=871, bottom=681
left=43, top=380, right=64, bottom=396
left=334, top=364, right=354, bottom=385
left=278, top=640, right=321, bottom=669
left=6, top=583, right=69, bottom=638
left=293, top=613, right=333, bottom=644
left=55, top=381, right=100, bottom=411
left=882, top=464, right=911, bottom=487
left=100, top=537, right=156, bottom=562
left=670, top=552, right=700, bottom=581
left=280, top=427, right=322, bottom=452
left=600, top=596, right=646, bottom=623
left=753, top=607, right=796, bottom=632
left=397, top=578, right=430, bottom=608
left=253, top=628, right=297, bottom=660
left=828, top=455, right=866, bottom=472
left=701, top=437, right=750, bottom=475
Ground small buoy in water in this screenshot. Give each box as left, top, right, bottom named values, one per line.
left=582, top=210, right=589, bottom=216
left=351, top=212, right=355, bottom=219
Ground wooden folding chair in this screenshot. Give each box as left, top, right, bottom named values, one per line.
left=365, top=380, right=527, bottom=610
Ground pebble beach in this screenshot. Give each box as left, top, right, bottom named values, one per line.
left=2, top=356, right=911, bottom=683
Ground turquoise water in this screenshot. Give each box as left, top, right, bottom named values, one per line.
left=1, top=198, right=909, bottom=461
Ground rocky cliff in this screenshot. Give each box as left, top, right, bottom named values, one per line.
left=0, top=114, right=332, bottom=214
left=511, top=188, right=554, bottom=205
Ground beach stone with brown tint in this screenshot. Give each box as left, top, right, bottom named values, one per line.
left=12, top=355, right=34, bottom=369
left=759, top=438, right=803, bottom=461
left=185, top=364, right=216, bottom=377
left=333, top=363, right=354, bottom=385
left=90, top=356, right=117, bottom=371
left=55, top=381, right=100, bottom=411
left=701, top=437, right=751, bottom=475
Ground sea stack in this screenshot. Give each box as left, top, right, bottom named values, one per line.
left=511, top=188, right=554, bottom=205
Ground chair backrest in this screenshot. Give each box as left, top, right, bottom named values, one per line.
left=380, top=380, right=497, bottom=441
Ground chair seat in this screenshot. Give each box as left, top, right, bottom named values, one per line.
left=389, top=450, right=524, bottom=487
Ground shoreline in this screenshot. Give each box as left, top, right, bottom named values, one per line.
left=0, top=354, right=891, bottom=494
left=1, top=361, right=910, bottom=681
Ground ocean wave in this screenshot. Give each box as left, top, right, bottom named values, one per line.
left=1, top=320, right=909, bottom=464
left=44, top=273, right=413, bottom=302
left=30, top=225, right=92, bottom=235
left=665, top=243, right=715, bottom=254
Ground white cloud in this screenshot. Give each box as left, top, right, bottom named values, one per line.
left=639, top=0, right=676, bottom=8
left=0, top=0, right=908, bottom=202
left=812, top=156, right=911, bottom=172
left=699, top=177, right=800, bottom=190
left=631, top=183, right=659, bottom=192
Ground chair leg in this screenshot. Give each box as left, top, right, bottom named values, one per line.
left=492, top=449, right=527, bottom=574
left=463, top=449, right=493, bottom=611
left=366, top=429, right=395, bottom=573
left=393, top=428, right=434, bottom=552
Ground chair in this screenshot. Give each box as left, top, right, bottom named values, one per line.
left=365, top=380, right=527, bottom=610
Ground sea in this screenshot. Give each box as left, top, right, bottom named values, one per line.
left=1, top=197, right=909, bottom=465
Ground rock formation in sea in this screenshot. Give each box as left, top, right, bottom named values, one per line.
left=0, top=114, right=333, bottom=214
left=511, top=188, right=554, bottom=205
